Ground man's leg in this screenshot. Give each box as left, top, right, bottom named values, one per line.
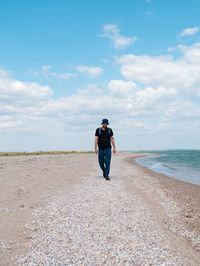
left=104, top=147, right=111, bottom=177
left=98, top=149, right=105, bottom=174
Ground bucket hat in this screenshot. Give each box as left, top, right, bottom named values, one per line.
left=101, top=118, right=109, bottom=125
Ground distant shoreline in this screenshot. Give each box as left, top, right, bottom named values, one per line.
left=0, top=151, right=94, bottom=156
left=0, top=150, right=127, bottom=156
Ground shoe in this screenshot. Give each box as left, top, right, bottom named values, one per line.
left=103, top=170, right=106, bottom=178
left=105, top=176, right=110, bottom=180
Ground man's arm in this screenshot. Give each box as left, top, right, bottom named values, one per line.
left=111, top=136, right=116, bottom=154
left=95, top=136, right=98, bottom=154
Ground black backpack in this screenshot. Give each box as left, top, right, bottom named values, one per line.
left=99, top=127, right=111, bottom=136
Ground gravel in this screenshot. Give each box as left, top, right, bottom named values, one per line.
left=0, top=152, right=198, bottom=265
left=10, top=161, right=198, bottom=265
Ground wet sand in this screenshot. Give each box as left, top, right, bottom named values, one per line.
left=0, top=152, right=199, bottom=264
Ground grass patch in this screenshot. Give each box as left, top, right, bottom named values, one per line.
left=0, top=151, right=94, bottom=157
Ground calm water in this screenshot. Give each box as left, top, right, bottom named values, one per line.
left=133, top=150, right=200, bottom=186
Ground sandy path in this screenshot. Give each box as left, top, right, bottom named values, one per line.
left=0, top=152, right=200, bottom=265
left=0, top=154, right=88, bottom=262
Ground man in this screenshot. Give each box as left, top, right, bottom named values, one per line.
left=95, top=118, right=116, bottom=180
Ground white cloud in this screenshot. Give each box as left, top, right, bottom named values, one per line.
left=134, top=86, right=177, bottom=109
left=76, top=65, right=103, bottom=78
left=100, top=24, right=137, bottom=50
left=163, top=100, right=200, bottom=121
left=41, top=65, right=57, bottom=79
left=28, top=65, right=79, bottom=80
left=0, top=68, right=52, bottom=104
left=77, top=84, right=102, bottom=95
left=0, top=67, right=54, bottom=138
left=178, top=26, right=199, bottom=37
left=0, top=66, right=12, bottom=77
left=1, top=66, right=180, bottom=139
left=59, top=73, right=79, bottom=79
left=108, top=80, right=137, bottom=97
left=118, top=43, right=200, bottom=98
left=1, top=40, right=200, bottom=151
left=177, top=42, right=200, bottom=63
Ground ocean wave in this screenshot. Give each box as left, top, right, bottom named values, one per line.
left=134, top=151, right=200, bottom=186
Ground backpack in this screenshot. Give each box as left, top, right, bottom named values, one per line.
left=99, top=127, right=111, bottom=136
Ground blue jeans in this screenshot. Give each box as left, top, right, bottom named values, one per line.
left=98, top=147, right=111, bottom=177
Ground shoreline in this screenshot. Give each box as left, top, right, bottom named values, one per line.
left=132, top=152, right=200, bottom=187
left=0, top=152, right=200, bottom=264
left=125, top=153, right=200, bottom=251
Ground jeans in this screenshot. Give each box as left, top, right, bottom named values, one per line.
left=98, top=147, right=111, bottom=177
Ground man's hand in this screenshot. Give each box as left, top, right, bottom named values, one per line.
left=95, top=136, right=98, bottom=154
left=111, top=137, right=116, bottom=154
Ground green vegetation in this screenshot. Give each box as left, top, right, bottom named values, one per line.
left=0, top=151, right=94, bottom=156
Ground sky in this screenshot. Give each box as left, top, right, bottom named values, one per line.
left=0, top=0, right=200, bottom=152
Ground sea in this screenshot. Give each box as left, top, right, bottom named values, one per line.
left=132, top=149, right=200, bottom=186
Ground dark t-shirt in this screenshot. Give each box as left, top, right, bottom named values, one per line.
left=95, top=127, right=113, bottom=150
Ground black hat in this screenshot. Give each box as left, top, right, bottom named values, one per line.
left=101, top=118, right=109, bottom=125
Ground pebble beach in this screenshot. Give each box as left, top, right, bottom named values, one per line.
left=0, top=152, right=200, bottom=265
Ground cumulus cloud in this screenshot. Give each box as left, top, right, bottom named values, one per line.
left=178, top=26, right=199, bottom=37
left=1, top=40, right=200, bottom=151
left=1, top=65, right=174, bottom=140
left=58, top=73, right=79, bottom=79
left=163, top=100, right=200, bottom=122
left=118, top=43, right=200, bottom=98
left=77, top=84, right=102, bottom=95
left=133, top=86, right=177, bottom=109
left=0, top=66, right=12, bottom=77
left=0, top=67, right=55, bottom=141
left=108, top=80, right=137, bottom=97
left=76, top=65, right=103, bottom=78
left=0, top=68, right=53, bottom=104
left=177, top=42, right=200, bottom=63
left=100, top=24, right=137, bottom=50
left=28, top=65, right=79, bottom=80
left=114, top=43, right=200, bottom=137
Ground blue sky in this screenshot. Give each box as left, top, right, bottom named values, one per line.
left=0, top=0, right=200, bottom=151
